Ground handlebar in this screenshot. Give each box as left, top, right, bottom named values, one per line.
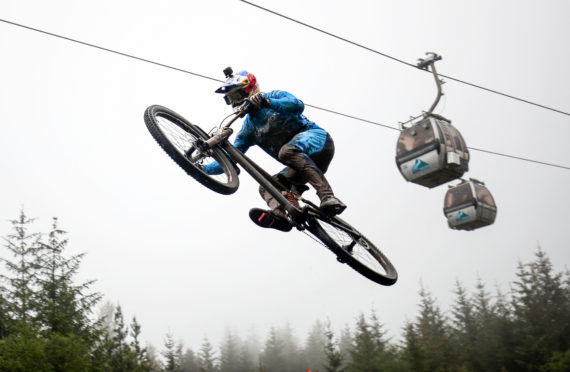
left=190, top=102, right=250, bottom=162
left=223, top=101, right=251, bottom=128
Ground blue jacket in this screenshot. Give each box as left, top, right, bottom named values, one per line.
left=204, top=90, right=327, bottom=175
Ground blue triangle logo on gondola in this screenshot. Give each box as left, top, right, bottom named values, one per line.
left=456, top=211, right=470, bottom=221
left=412, top=159, right=430, bottom=173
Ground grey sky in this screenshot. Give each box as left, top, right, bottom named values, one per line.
left=1, top=0, right=569, bottom=351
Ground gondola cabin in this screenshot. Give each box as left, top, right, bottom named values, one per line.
left=443, top=179, right=497, bottom=231
left=396, top=116, right=469, bottom=188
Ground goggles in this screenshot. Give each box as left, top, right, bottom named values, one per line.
left=224, top=88, right=248, bottom=106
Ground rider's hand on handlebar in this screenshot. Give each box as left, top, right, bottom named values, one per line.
left=249, top=92, right=270, bottom=109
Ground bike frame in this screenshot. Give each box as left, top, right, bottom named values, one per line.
left=223, top=141, right=365, bottom=244
left=222, top=144, right=304, bottom=220
left=202, top=106, right=305, bottom=220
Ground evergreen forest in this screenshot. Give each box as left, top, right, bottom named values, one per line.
left=0, top=210, right=569, bottom=372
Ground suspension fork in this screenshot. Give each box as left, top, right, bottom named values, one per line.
left=221, top=143, right=304, bottom=220
left=190, top=106, right=247, bottom=161
left=189, top=127, right=234, bottom=162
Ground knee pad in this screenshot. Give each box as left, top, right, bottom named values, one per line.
left=278, top=144, right=303, bottom=164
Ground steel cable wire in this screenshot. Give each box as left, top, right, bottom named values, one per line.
left=0, top=18, right=568, bottom=170
left=239, top=0, right=570, bottom=117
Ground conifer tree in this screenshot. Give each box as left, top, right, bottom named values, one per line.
left=163, top=331, right=182, bottom=372
left=279, top=323, right=303, bottom=371
left=220, top=329, right=240, bottom=372
left=451, top=280, right=479, bottom=370
left=347, top=312, right=389, bottom=372
left=146, top=345, right=164, bottom=372
left=0, top=285, right=9, bottom=339
left=109, top=305, right=139, bottom=371
left=482, top=283, right=518, bottom=372
left=304, top=320, right=327, bottom=371
left=35, top=217, right=101, bottom=340
left=473, top=279, right=515, bottom=372
left=403, top=286, right=458, bottom=371
left=511, top=247, right=570, bottom=371
left=540, top=349, right=570, bottom=372
left=0, top=211, right=107, bottom=370
left=130, top=316, right=151, bottom=371
left=198, top=337, right=218, bottom=372
left=91, top=301, right=116, bottom=370
left=260, top=327, right=285, bottom=371
left=1, top=210, right=41, bottom=328
left=338, top=325, right=353, bottom=367
left=234, top=344, right=253, bottom=372
left=323, top=321, right=344, bottom=372
left=0, top=334, right=50, bottom=371
left=236, top=328, right=258, bottom=372
left=402, top=321, right=425, bottom=371
left=180, top=347, right=200, bottom=372
left=349, top=314, right=376, bottom=371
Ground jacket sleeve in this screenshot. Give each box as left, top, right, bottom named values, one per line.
left=266, top=90, right=305, bottom=116
left=202, top=120, right=254, bottom=175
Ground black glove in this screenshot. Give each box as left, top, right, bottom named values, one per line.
left=249, top=92, right=269, bottom=109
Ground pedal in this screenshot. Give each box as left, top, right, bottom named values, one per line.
left=282, top=191, right=300, bottom=207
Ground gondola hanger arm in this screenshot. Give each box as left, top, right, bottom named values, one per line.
left=417, top=52, right=450, bottom=121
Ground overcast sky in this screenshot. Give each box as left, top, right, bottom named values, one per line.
left=1, top=0, right=569, bottom=351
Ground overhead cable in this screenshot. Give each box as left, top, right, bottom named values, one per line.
left=0, top=18, right=568, bottom=171
left=305, top=105, right=570, bottom=170
left=239, top=0, right=570, bottom=117
left=0, top=19, right=223, bottom=84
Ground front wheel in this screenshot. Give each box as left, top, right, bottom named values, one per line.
left=144, top=105, right=239, bottom=195
left=306, top=215, right=397, bottom=286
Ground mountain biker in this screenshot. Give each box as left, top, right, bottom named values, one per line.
left=203, top=68, right=346, bottom=232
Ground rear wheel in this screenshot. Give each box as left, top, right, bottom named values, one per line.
left=144, top=105, right=239, bottom=195
left=306, top=215, right=397, bottom=286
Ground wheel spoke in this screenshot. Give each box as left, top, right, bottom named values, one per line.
left=155, top=115, right=231, bottom=185
left=318, top=220, right=387, bottom=275
left=305, top=215, right=397, bottom=285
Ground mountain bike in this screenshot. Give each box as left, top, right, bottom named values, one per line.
left=143, top=104, right=398, bottom=286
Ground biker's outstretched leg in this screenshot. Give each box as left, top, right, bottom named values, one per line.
left=249, top=178, right=293, bottom=232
